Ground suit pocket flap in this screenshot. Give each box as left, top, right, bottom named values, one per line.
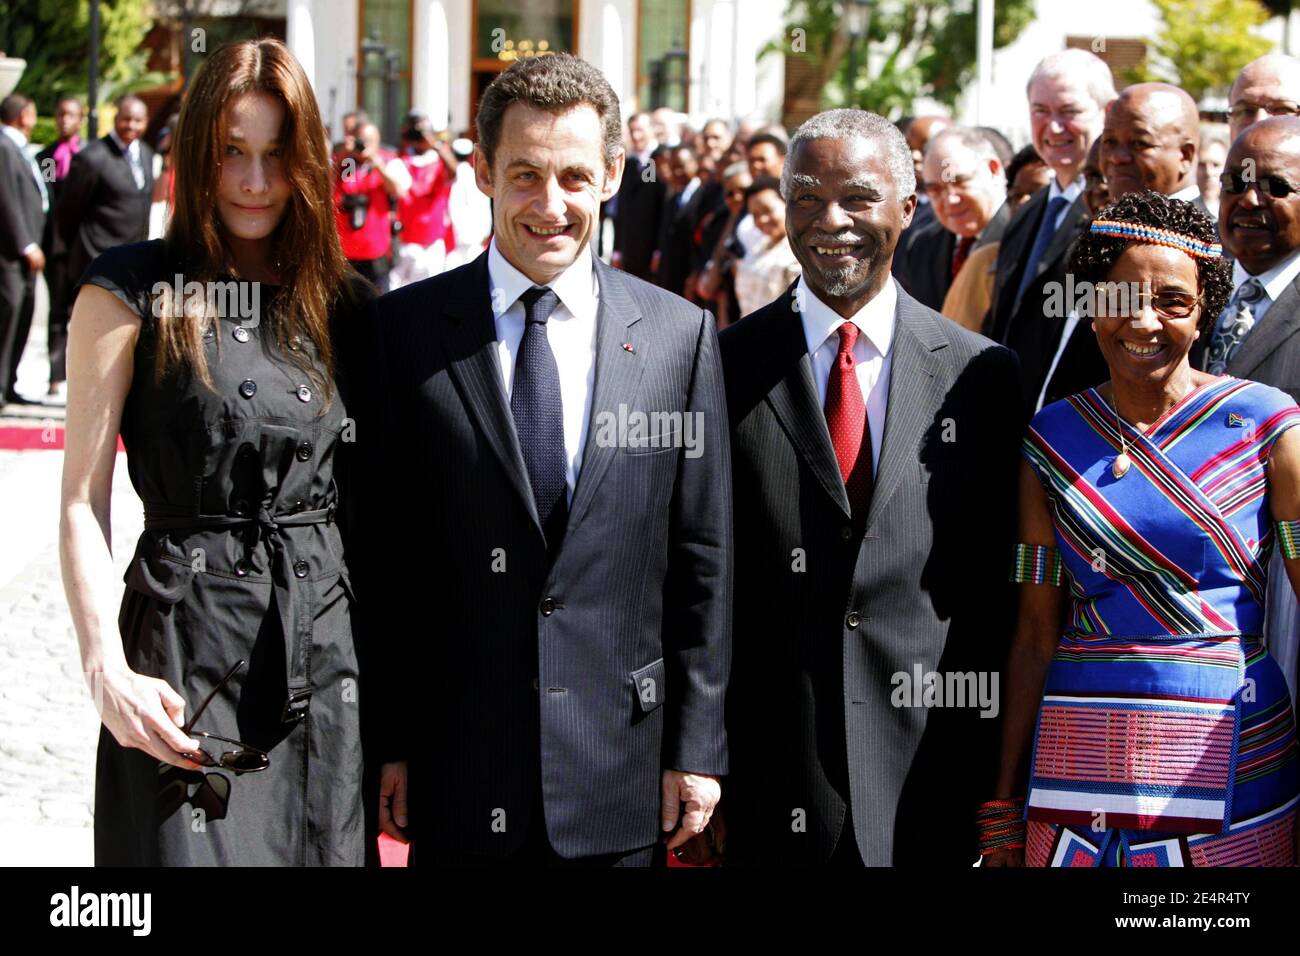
left=630, top=657, right=666, bottom=713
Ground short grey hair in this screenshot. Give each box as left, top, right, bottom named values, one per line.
left=721, top=161, right=750, bottom=180
left=1026, top=49, right=1117, bottom=111
left=924, top=126, right=1002, bottom=167
left=782, top=108, right=916, bottom=201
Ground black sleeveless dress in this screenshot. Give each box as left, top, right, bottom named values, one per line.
left=79, top=240, right=370, bottom=865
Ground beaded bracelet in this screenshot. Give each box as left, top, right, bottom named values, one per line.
left=977, top=797, right=1026, bottom=856
left=1278, top=519, right=1300, bottom=560
left=1010, top=543, right=1063, bottom=586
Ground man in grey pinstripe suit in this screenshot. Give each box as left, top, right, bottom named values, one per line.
left=356, top=54, right=732, bottom=866
left=716, top=110, right=1024, bottom=866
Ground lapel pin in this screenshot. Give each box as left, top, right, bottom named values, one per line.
left=622, top=342, right=635, bottom=353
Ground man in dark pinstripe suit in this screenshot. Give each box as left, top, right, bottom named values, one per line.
left=356, top=54, right=732, bottom=866
left=716, top=109, right=1024, bottom=866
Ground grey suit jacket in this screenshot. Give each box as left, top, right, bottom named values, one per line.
left=355, top=248, right=733, bottom=859
left=720, top=279, right=1024, bottom=865
left=1212, top=269, right=1300, bottom=402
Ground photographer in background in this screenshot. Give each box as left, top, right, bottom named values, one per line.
left=390, top=111, right=458, bottom=289
left=333, top=119, right=411, bottom=292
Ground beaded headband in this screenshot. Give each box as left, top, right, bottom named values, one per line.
left=1088, top=219, right=1222, bottom=259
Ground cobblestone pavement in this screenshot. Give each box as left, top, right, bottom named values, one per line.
left=0, top=274, right=143, bottom=865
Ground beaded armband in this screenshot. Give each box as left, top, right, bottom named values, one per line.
left=977, top=797, right=1026, bottom=855
left=1278, top=520, right=1300, bottom=560
left=1010, top=543, right=1063, bottom=586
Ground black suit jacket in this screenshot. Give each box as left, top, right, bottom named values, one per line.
left=719, top=280, right=1024, bottom=865
left=35, top=140, right=77, bottom=258
left=57, top=135, right=154, bottom=280
left=1194, top=269, right=1300, bottom=401
left=893, top=202, right=1010, bottom=312
left=356, top=249, right=733, bottom=859
left=656, top=181, right=713, bottom=296
left=613, top=155, right=666, bottom=280
left=0, top=132, right=45, bottom=263
left=989, top=187, right=1100, bottom=407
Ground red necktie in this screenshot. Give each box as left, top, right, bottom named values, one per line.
left=824, top=323, right=874, bottom=522
left=952, top=235, right=975, bottom=280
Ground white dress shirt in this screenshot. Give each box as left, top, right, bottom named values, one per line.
left=2, top=124, right=48, bottom=254
left=799, top=275, right=899, bottom=477
left=109, top=130, right=146, bottom=190
left=1232, top=248, right=1300, bottom=324
left=488, top=237, right=600, bottom=499
left=1170, top=182, right=1202, bottom=204
left=1046, top=173, right=1085, bottom=229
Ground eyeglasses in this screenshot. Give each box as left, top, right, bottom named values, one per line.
left=1220, top=171, right=1300, bottom=198
left=922, top=176, right=976, bottom=199
left=1096, top=288, right=1201, bottom=320
left=181, top=660, right=270, bottom=773
left=1229, top=102, right=1300, bottom=124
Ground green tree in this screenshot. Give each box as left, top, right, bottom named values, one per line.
left=1131, top=0, right=1275, bottom=100
left=771, top=0, right=1035, bottom=117
left=0, top=0, right=162, bottom=112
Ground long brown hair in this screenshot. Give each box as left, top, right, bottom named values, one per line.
left=159, top=38, right=354, bottom=400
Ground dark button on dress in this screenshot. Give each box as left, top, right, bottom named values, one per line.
left=78, top=240, right=370, bottom=866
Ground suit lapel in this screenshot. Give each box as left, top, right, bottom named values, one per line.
left=866, top=292, right=942, bottom=531
left=1230, top=270, right=1300, bottom=378
left=444, top=250, right=544, bottom=538
left=566, top=259, right=646, bottom=531
left=764, top=285, right=852, bottom=517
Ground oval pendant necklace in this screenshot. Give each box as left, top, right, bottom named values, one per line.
left=1111, top=394, right=1132, bottom=479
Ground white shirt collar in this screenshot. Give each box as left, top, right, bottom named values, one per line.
left=1047, top=173, right=1085, bottom=205
left=1233, top=247, right=1300, bottom=301
left=109, top=130, right=138, bottom=158
left=1169, top=182, right=1201, bottom=204
left=1, top=124, right=28, bottom=149
left=487, top=236, right=599, bottom=324
left=799, top=274, right=898, bottom=360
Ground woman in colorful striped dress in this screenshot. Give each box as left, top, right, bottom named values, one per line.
left=983, top=191, right=1300, bottom=867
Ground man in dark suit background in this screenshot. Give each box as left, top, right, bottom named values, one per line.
left=34, top=95, right=83, bottom=403
left=56, top=94, right=153, bottom=290
left=716, top=108, right=1024, bottom=866
left=655, top=143, right=716, bottom=298
left=893, top=126, right=1009, bottom=311
left=900, top=115, right=950, bottom=239
left=989, top=49, right=1115, bottom=410
left=1196, top=116, right=1300, bottom=717
left=610, top=111, right=665, bottom=280
left=0, top=94, right=47, bottom=407
left=1013, top=82, right=1205, bottom=413
left=361, top=53, right=732, bottom=866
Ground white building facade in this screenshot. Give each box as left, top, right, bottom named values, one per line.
left=283, top=0, right=787, bottom=141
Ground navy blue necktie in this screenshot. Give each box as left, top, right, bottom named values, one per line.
left=511, top=286, right=568, bottom=550
left=1015, top=195, right=1070, bottom=307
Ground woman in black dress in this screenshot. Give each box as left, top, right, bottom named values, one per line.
left=59, top=38, right=372, bottom=865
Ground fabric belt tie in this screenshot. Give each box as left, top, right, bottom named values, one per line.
left=143, top=502, right=336, bottom=723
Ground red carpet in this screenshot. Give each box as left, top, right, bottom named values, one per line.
left=0, top=426, right=124, bottom=452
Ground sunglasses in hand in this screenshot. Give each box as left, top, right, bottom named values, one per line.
left=180, top=660, right=270, bottom=774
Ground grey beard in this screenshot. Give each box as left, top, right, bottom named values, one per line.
left=818, top=257, right=874, bottom=298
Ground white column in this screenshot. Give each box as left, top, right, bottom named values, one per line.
left=445, top=0, right=472, bottom=135
left=413, top=0, right=452, bottom=129
left=286, top=0, right=317, bottom=90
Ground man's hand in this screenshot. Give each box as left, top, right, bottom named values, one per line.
left=661, top=769, right=721, bottom=852
left=379, top=760, right=409, bottom=843
left=24, top=246, right=45, bottom=272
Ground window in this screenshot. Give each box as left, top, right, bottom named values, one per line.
left=359, top=0, right=413, bottom=143
left=638, top=0, right=689, bottom=113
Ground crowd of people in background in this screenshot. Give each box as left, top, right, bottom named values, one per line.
left=6, top=47, right=1300, bottom=416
